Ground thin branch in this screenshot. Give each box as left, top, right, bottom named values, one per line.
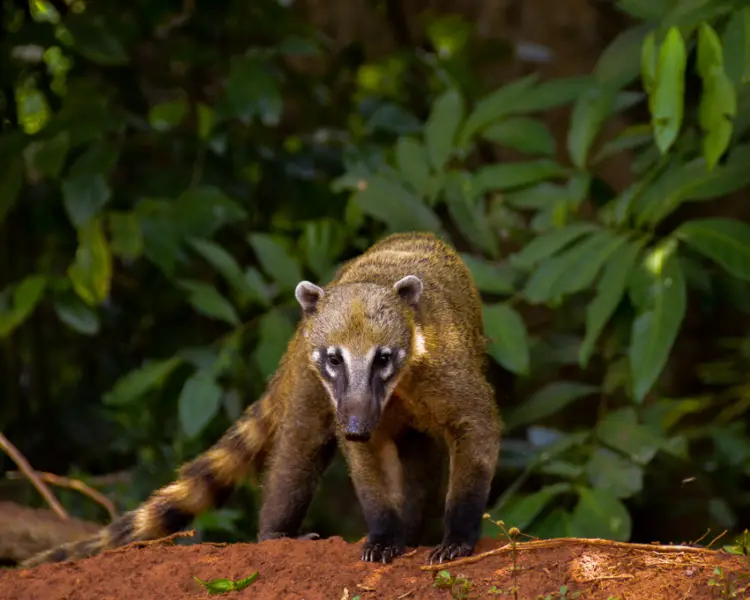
left=0, top=432, right=69, bottom=521
left=6, top=470, right=118, bottom=520
left=421, top=537, right=721, bottom=571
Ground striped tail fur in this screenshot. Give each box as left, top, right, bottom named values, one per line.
left=20, top=394, right=277, bottom=568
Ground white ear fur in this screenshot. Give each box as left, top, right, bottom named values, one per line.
left=394, top=275, right=423, bottom=308
left=295, top=281, right=325, bottom=314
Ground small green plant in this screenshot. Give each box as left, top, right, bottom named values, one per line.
left=433, top=570, right=476, bottom=599
left=193, top=572, right=259, bottom=595
left=536, top=585, right=582, bottom=600
left=484, top=514, right=522, bottom=599
left=708, top=566, right=737, bottom=598
left=724, top=529, right=750, bottom=556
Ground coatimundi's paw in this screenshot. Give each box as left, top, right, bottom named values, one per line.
left=361, top=540, right=404, bottom=563
left=259, top=531, right=321, bottom=542
left=428, top=541, right=474, bottom=564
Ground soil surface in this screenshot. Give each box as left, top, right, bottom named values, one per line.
left=1, top=536, right=748, bottom=600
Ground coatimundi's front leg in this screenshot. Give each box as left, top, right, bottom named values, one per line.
left=344, top=437, right=406, bottom=563
left=429, top=374, right=501, bottom=564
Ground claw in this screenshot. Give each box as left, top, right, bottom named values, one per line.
left=428, top=542, right=473, bottom=564
left=361, top=541, right=403, bottom=563
left=296, top=532, right=320, bottom=541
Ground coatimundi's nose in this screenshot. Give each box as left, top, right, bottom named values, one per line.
left=343, top=415, right=371, bottom=442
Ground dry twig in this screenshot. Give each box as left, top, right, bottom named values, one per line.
left=107, top=529, right=196, bottom=555
left=421, top=537, right=721, bottom=571
left=0, top=432, right=68, bottom=521
left=6, top=470, right=117, bottom=520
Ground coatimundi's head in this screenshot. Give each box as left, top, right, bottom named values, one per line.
left=295, top=275, right=423, bottom=442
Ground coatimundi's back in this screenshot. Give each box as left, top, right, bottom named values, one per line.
left=22, top=231, right=501, bottom=568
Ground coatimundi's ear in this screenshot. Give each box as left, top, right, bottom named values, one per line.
left=295, top=281, right=325, bottom=315
left=394, top=275, right=423, bottom=309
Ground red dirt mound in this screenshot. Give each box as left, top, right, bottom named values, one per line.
left=1, top=536, right=748, bottom=600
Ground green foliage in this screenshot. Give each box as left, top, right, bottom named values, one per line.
left=2, top=0, right=750, bottom=554
left=193, top=572, right=259, bottom=595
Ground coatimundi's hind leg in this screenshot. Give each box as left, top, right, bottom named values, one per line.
left=396, top=429, right=445, bottom=547
left=257, top=403, right=336, bottom=541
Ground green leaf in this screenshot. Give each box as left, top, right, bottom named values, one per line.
left=424, top=88, right=464, bottom=171
left=483, top=303, right=530, bottom=375
left=593, top=124, right=653, bottom=164
left=226, top=56, right=282, bottom=126
left=650, top=27, right=687, bottom=154
left=197, top=103, right=215, bottom=140
left=594, top=23, right=653, bottom=89
left=178, top=372, right=223, bottom=439
left=108, top=212, right=143, bottom=260
left=247, top=233, right=303, bottom=291
left=458, top=74, right=539, bottom=146
left=353, top=176, right=443, bottom=234
left=579, top=240, right=644, bottom=368
left=482, top=117, right=556, bottom=157
left=177, top=280, right=241, bottom=326
left=520, top=77, right=593, bottom=112
left=474, top=160, right=568, bottom=193
left=189, top=238, right=259, bottom=301
left=567, top=85, right=616, bottom=169
left=722, top=8, right=750, bottom=86
left=586, top=448, right=643, bottom=499
left=194, top=572, right=259, bottom=595
left=0, top=275, right=47, bottom=338
left=523, top=230, right=627, bottom=304
left=569, top=486, right=632, bottom=541
left=23, top=131, right=70, bottom=179
left=148, top=99, right=188, bottom=132
left=67, top=217, right=113, bottom=306
left=675, top=218, right=750, bottom=281
left=299, top=220, right=345, bottom=280
left=254, top=310, right=296, bottom=379
left=66, top=14, right=128, bottom=65
left=487, top=483, right=572, bottom=534
left=54, top=293, right=100, bottom=335
left=174, top=186, right=247, bottom=238
left=395, top=137, right=431, bottom=195
left=460, top=254, right=514, bottom=294
left=628, top=244, right=686, bottom=402
left=641, top=31, right=657, bottom=95
left=505, top=382, right=599, bottom=430
left=510, top=223, right=600, bottom=270
left=444, top=171, right=498, bottom=258
left=504, top=183, right=570, bottom=210
left=699, top=67, right=737, bottom=171
left=62, top=174, right=111, bottom=228
left=598, top=407, right=663, bottom=465
left=697, top=22, right=724, bottom=80
left=103, top=357, right=182, bottom=405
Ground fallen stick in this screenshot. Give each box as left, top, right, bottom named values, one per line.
left=421, top=537, right=721, bottom=571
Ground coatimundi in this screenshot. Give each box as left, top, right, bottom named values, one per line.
left=21, top=231, right=502, bottom=568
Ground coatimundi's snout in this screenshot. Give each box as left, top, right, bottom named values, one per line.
left=295, top=275, right=421, bottom=441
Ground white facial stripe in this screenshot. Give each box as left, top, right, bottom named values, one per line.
left=312, top=349, right=320, bottom=362
left=325, top=364, right=338, bottom=378
left=339, top=346, right=353, bottom=374
left=381, top=363, right=394, bottom=379
left=327, top=346, right=337, bottom=358
left=413, top=326, right=427, bottom=357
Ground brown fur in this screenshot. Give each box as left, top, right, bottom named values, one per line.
left=21, top=231, right=501, bottom=568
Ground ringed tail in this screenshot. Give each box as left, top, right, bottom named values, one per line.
left=19, top=394, right=277, bottom=568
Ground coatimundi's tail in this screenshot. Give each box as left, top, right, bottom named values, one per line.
left=20, top=393, right=277, bottom=568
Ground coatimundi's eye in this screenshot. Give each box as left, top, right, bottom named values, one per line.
left=375, top=349, right=391, bottom=367
left=327, top=352, right=342, bottom=367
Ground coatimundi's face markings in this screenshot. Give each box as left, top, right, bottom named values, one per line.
left=295, top=275, right=423, bottom=442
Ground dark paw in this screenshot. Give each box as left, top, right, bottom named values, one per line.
left=428, top=541, right=474, bottom=564
left=361, top=540, right=403, bottom=564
